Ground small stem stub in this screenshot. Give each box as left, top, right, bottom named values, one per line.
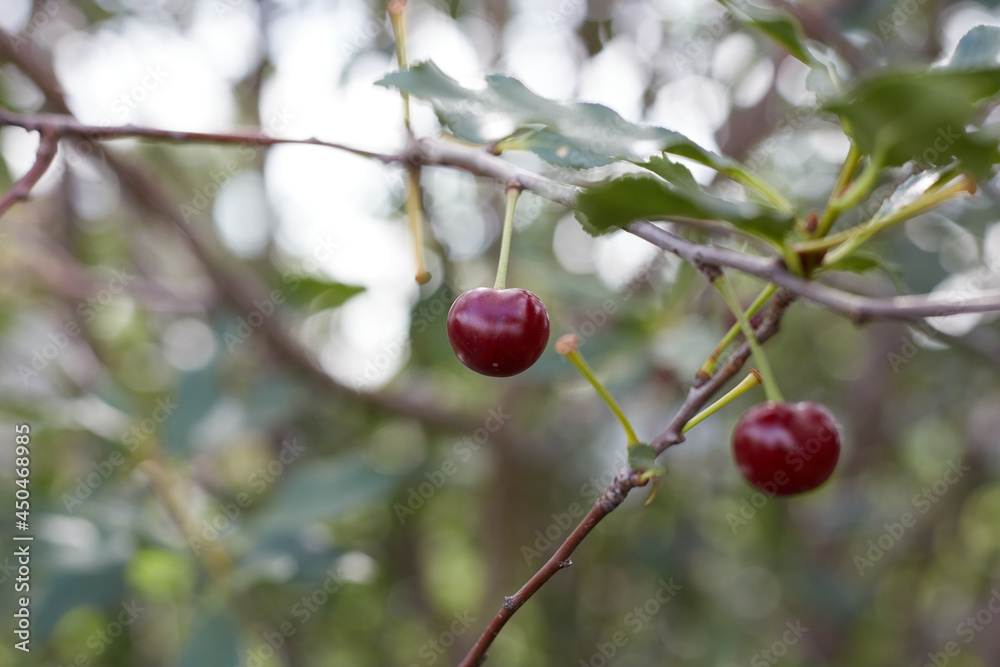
left=555, top=333, right=579, bottom=356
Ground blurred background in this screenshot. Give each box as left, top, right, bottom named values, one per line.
left=3, top=0, right=1000, bottom=665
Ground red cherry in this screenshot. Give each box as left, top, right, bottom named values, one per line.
left=446, top=287, right=550, bottom=377
left=732, top=401, right=840, bottom=496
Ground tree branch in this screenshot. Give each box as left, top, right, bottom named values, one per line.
left=458, top=468, right=638, bottom=666
left=6, top=112, right=1000, bottom=322
left=0, top=109, right=398, bottom=163
left=0, top=128, right=58, bottom=219
left=626, top=221, right=1000, bottom=323
left=458, top=290, right=795, bottom=665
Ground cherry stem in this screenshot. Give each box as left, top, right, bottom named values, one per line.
left=560, top=341, right=640, bottom=447
left=822, top=174, right=974, bottom=267
left=815, top=152, right=882, bottom=238
left=698, top=283, right=777, bottom=378
left=714, top=274, right=784, bottom=403
left=389, top=1, right=428, bottom=284
left=814, top=141, right=861, bottom=238
left=681, top=370, right=762, bottom=434
left=388, top=1, right=411, bottom=132
left=494, top=185, right=521, bottom=290
left=406, top=165, right=431, bottom=284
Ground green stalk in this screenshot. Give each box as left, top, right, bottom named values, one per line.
left=494, top=187, right=520, bottom=290
left=561, top=341, right=640, bottom=447
left=714, top=274, right=783, bottom=403
left=388, top=2, right=411, bottom=130
left=698, top=283, right=777, bottom=378
left=814, top=142, right=861, bottom=238
left=729, top=169, right=795, bottom=216
left=406, top=165, right=430, bottom=284
left=796, top=173, right=974, bottom=259
left=815, top=153, right=881, bottom=239
left=822, top=175, right=974, bottom=267
left=682, top=370, right=762, bottom=434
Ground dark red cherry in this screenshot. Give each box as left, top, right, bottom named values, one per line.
left=446, top=287, right=550, bottom=377
left=732, top=401, right=840, bottom=496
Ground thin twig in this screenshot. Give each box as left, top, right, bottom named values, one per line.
left=459, top=468, right=639, bottom=666
left=0, top=109, right=397, bottom=162
left=0, top=128, right=58, bottom=219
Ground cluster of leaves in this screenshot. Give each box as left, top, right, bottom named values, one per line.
left=379, top=24, right=1000, bottom=269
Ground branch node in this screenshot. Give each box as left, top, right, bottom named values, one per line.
left=695, top=261, right=722, bottom=282
left=502, top=596, right=516, bottom=610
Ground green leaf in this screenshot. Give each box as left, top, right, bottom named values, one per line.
left=283, top=277, right=365, bottom=312
left=575, top=175, right=795, bottom=242
left=640, top=150, right=795, bottom=215
left=628, top=444, right=659, bottom=471
left=825, top=50, right=1000, bottom=176
left=637, top=154, right=699, bottom=189
left=245, top=456, right=396, bottom=539
left=823, top=251, right=904, bottom=288
left=823, top=252, right=885, bottom=275
left=948, top=25, right=1000, bottom=70
left=718, top=0, right=814, bottom=65
left=508, top=128, right=612, bottom=169
left=173, top=609, right=241, bottom=667
left=377, top=61, right=724, bottom=169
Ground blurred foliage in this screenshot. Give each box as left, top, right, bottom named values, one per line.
left=1, top=0, right=1000, bottom=666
